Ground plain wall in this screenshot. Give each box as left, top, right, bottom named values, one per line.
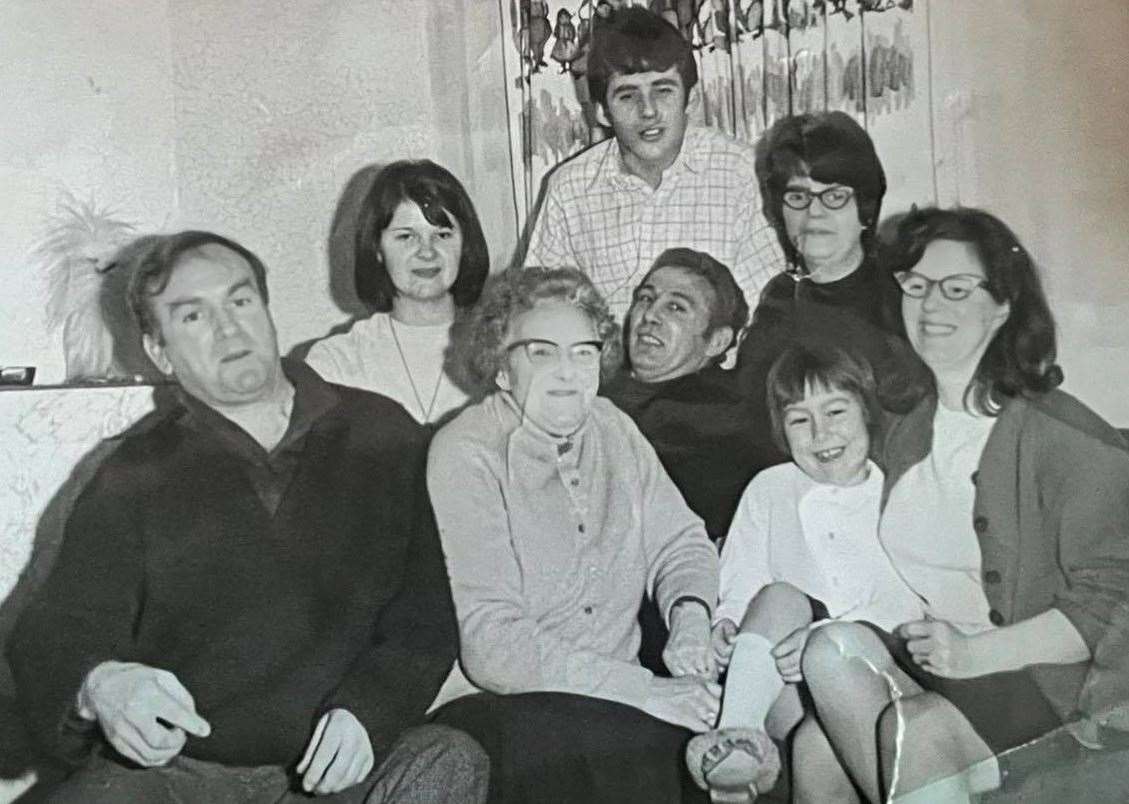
left=0, top=0, right=514, bottom=386
left=929, top=1, right=1129, bottom=424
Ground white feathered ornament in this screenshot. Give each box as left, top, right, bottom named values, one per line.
left=35, top=196, right=137, bottom=382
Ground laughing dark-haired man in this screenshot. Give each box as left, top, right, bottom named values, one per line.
left=605, top=248, right=778, bottom=675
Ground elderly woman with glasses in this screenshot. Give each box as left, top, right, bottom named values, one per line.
left=737, top=111, right=928, bottom=465
left=792, top=207, right=1129, bottom=803
left=428, top=266, right=720, bottom=803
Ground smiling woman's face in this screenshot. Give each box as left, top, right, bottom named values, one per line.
left=902, top=239, right=1010, bottom=380
left=379, top=200, right=463, bottom=303
left=497, top=300, right=601, bottom=436
left=782, top=176, right=864, bottom=282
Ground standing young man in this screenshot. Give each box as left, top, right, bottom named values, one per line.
left=524, top=6, right=783, bottom=319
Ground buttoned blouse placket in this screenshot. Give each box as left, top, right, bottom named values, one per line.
left=556, top=436, right=604, bottom=618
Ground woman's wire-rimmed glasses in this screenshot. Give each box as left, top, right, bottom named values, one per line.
left=895, top=270, right=990, bottom=301
left=506, top=339, right=604, bottom=368
left=782, top=185, right=855, bottom=211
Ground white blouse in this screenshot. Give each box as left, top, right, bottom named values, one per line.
left=879, top=403, right=996, bottom=633
left=718, top=461, right=923, bottom=632
left=305, top=313, right=468, bottom=425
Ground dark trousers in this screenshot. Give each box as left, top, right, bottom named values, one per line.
left=40, top=724, right=488, bottom=804
left=432, top=692, right=708, bottom=804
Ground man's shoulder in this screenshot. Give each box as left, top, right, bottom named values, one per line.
left=543, top=138, right=616, bottom=193
left=324, top=382, right=427, bottom=446
left=684, top=127, right=758, bottom=171
left=105, top=406, right=184, bottom=459
left=77, top=407, right=191, bottom=496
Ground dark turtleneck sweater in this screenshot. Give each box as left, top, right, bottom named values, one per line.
left=603, top=366, right=777, bottom=543
left=736, top=256, right=929, bottom=458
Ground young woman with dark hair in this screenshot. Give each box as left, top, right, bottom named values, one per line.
left=306, top=160, right=489, bottom=425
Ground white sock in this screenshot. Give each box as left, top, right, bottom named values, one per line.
left=717, top=632, right=783, bottom=730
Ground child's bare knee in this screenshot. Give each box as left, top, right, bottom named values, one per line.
left=742, top=582, right=811, bottom=632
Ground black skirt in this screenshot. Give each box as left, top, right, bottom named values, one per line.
left=865, top=623, right=1063, bottom=754
left=432, top=691, right=709, bottom=804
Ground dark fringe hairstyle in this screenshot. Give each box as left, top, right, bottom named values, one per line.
left=766, top=342, right=882, bottom=455
left=587, top=6, right=698, bottom=109
left=354, top=160, right=489, bottom=312
left=755, top=111, right=886, bottom=271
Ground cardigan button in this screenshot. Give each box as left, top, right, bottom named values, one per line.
left=973, top=515, right=989, bottom=534
left=984, top=569, right=1001, bottom=584
left=970, top=470, right=979, bottom=485
left=583, top=606, right=593, bottom=615
left=989, top=608, right=1005, bottom=626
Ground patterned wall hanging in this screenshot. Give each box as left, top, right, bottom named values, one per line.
left=501, top=0, right=933, bottom=224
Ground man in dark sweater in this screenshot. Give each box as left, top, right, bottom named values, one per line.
left=604, top=248, right=778, bottom=676
left=7, top=231, right=487, bottom=803
left=604, top=248, right=778, bottom=543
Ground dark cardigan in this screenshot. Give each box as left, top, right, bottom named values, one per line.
left=878, top=390, right=1129, bottom=728
left=7, top=361, right=457, bottom=768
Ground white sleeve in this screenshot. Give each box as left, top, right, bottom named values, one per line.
left=715, top=478, right=776, bottom=626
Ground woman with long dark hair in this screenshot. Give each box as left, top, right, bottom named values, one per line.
left=795, top=208, right=1129, bottom=802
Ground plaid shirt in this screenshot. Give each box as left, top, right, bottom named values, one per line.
left=525, top=126, right=785, bottom=319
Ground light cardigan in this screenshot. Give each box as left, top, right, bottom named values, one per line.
left=427, top=392, right=718, bottom=713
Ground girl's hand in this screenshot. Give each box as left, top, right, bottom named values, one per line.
left=710, top=619, right=738, bottom=672
left=770, top=625, right=812, bottom=683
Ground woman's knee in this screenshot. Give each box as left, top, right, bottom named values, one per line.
left=792, top=715, right=834, bottom=762
left=792, top=716, right=858, bottom=803
left=801, top=621, right=891, bottom=683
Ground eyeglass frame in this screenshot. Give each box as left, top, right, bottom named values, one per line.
left=781, top=184, right=855, bottom=211
left=894, top=270, right=991, bottom=301
left=505, top=338, right=605, bottom=368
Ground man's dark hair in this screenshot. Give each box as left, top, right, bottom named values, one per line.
left=125, top=231, right=270, bottom=340
left=587, top=6, right=698, bottom=110
left=354, top=160, right=490, bottom=312
left=766, top=342, right=881, bottom=455
left=640, top=248, right=748, bottom=361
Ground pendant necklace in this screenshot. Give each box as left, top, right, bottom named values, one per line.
left=389, top=317, right=444, bottom=424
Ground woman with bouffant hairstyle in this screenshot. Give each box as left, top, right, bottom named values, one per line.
left=429, top=266, right=721, bottom=802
